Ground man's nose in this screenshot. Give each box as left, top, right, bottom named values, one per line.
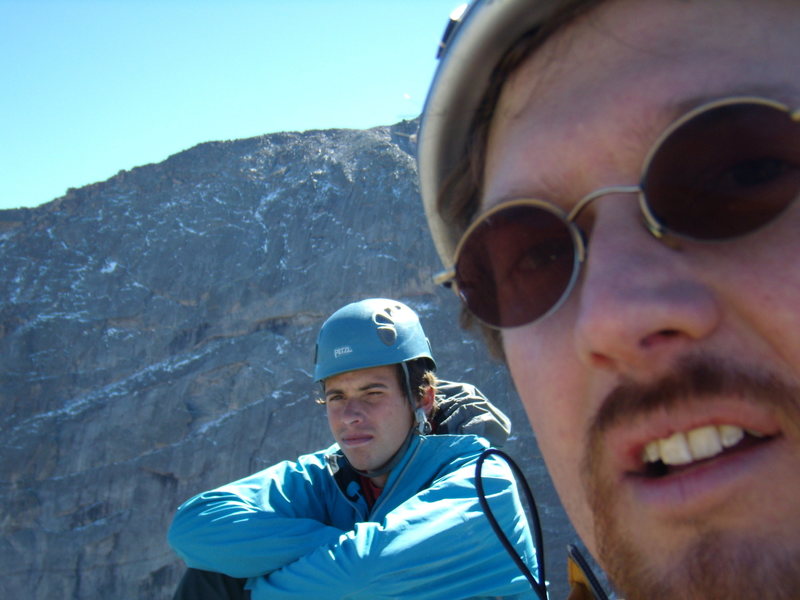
left=341, top=398, right=365, bottom=423
left=573, top=201, right=721, bottom=377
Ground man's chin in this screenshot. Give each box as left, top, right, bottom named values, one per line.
left=598, top=526, right=800, bottom=600
left=341, top=451, right=379, bottom=474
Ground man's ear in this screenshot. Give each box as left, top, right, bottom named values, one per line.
left=419, top=385, right=436, bottom=417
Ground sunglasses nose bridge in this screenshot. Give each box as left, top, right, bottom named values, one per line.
left=567, top=185, right=642, bottom=222
left=562, top=182, right=642, bottom=261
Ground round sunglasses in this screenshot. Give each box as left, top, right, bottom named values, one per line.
left=435, top=97, right=800, bottom=329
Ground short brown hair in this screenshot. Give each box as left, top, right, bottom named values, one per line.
left=397, top=357, right=436, bottom=403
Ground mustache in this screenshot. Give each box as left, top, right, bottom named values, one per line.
left=589, top=355, right=799, bottom=437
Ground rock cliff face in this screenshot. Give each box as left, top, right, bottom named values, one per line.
left=0, top=120, right=584, bottom=599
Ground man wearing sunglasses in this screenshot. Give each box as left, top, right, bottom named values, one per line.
left=168, top=298, right=536, bottom=599
left=419, top=1, right=800, bottom=599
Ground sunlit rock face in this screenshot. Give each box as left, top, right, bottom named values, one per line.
left=0, top=120, right=578, bottom=599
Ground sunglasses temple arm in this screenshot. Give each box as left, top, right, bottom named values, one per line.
left=434, top=268, right=456, bottom=288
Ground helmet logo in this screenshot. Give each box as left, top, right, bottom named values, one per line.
left=373, top=308, right=399, bottom=346
left=334, top=345, right=353, bottom=359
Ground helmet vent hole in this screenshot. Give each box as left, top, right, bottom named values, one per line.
left=377, top=325, right=397, bottom=346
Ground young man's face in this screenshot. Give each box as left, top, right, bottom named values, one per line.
left=324, top=365, right=413, bottom=487
left=482, top=0, right=800, bottom=597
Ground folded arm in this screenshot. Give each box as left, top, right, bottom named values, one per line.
left=248, top=455, right=536, bottom=599
left=168, top=456, right=347, bottom=578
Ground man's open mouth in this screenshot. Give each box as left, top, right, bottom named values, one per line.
left=639, top=424, right=772, bottom=477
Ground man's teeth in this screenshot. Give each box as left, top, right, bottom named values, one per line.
left=641, top=425, right=753, bottom=466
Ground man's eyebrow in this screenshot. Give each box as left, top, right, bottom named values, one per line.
left=359, top=382, right=389, bottom=391
left=324, top=382, right=389, bottom=397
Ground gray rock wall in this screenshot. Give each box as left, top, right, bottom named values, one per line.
left=0, top=120, right=584, bottom=599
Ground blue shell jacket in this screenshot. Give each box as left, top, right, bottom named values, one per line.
left=168, top=433, right=539, bottom=599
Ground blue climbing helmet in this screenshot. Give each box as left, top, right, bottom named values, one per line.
left=313, top=298, right=435, bottom=383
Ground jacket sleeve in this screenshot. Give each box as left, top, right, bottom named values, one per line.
left=246, top=453, right=537, bottom=600
left=167, top=455, right=348, bottom=578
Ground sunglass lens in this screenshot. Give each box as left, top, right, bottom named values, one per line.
left=644, top=102, right=800, bottom=240
left=455, top=203, right=578, bottom=328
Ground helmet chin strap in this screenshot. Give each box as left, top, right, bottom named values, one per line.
left=352, top=362, right=430, bottom=479
left=415, top=407, right=432, bottom=434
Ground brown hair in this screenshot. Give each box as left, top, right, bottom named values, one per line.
left=399, top=357, right=438, bottom=424
left=397, top=357, right=437, bottom=403
left=438, top=0, right=605, bottom=358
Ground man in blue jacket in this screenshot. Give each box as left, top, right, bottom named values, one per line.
left=168, top=298, right=537, bottom=599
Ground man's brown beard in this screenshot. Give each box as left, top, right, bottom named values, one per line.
left=582, top=355, right=800, bottom=599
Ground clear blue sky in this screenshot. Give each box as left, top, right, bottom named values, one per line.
left=0, top=0, right=459, bottom=210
